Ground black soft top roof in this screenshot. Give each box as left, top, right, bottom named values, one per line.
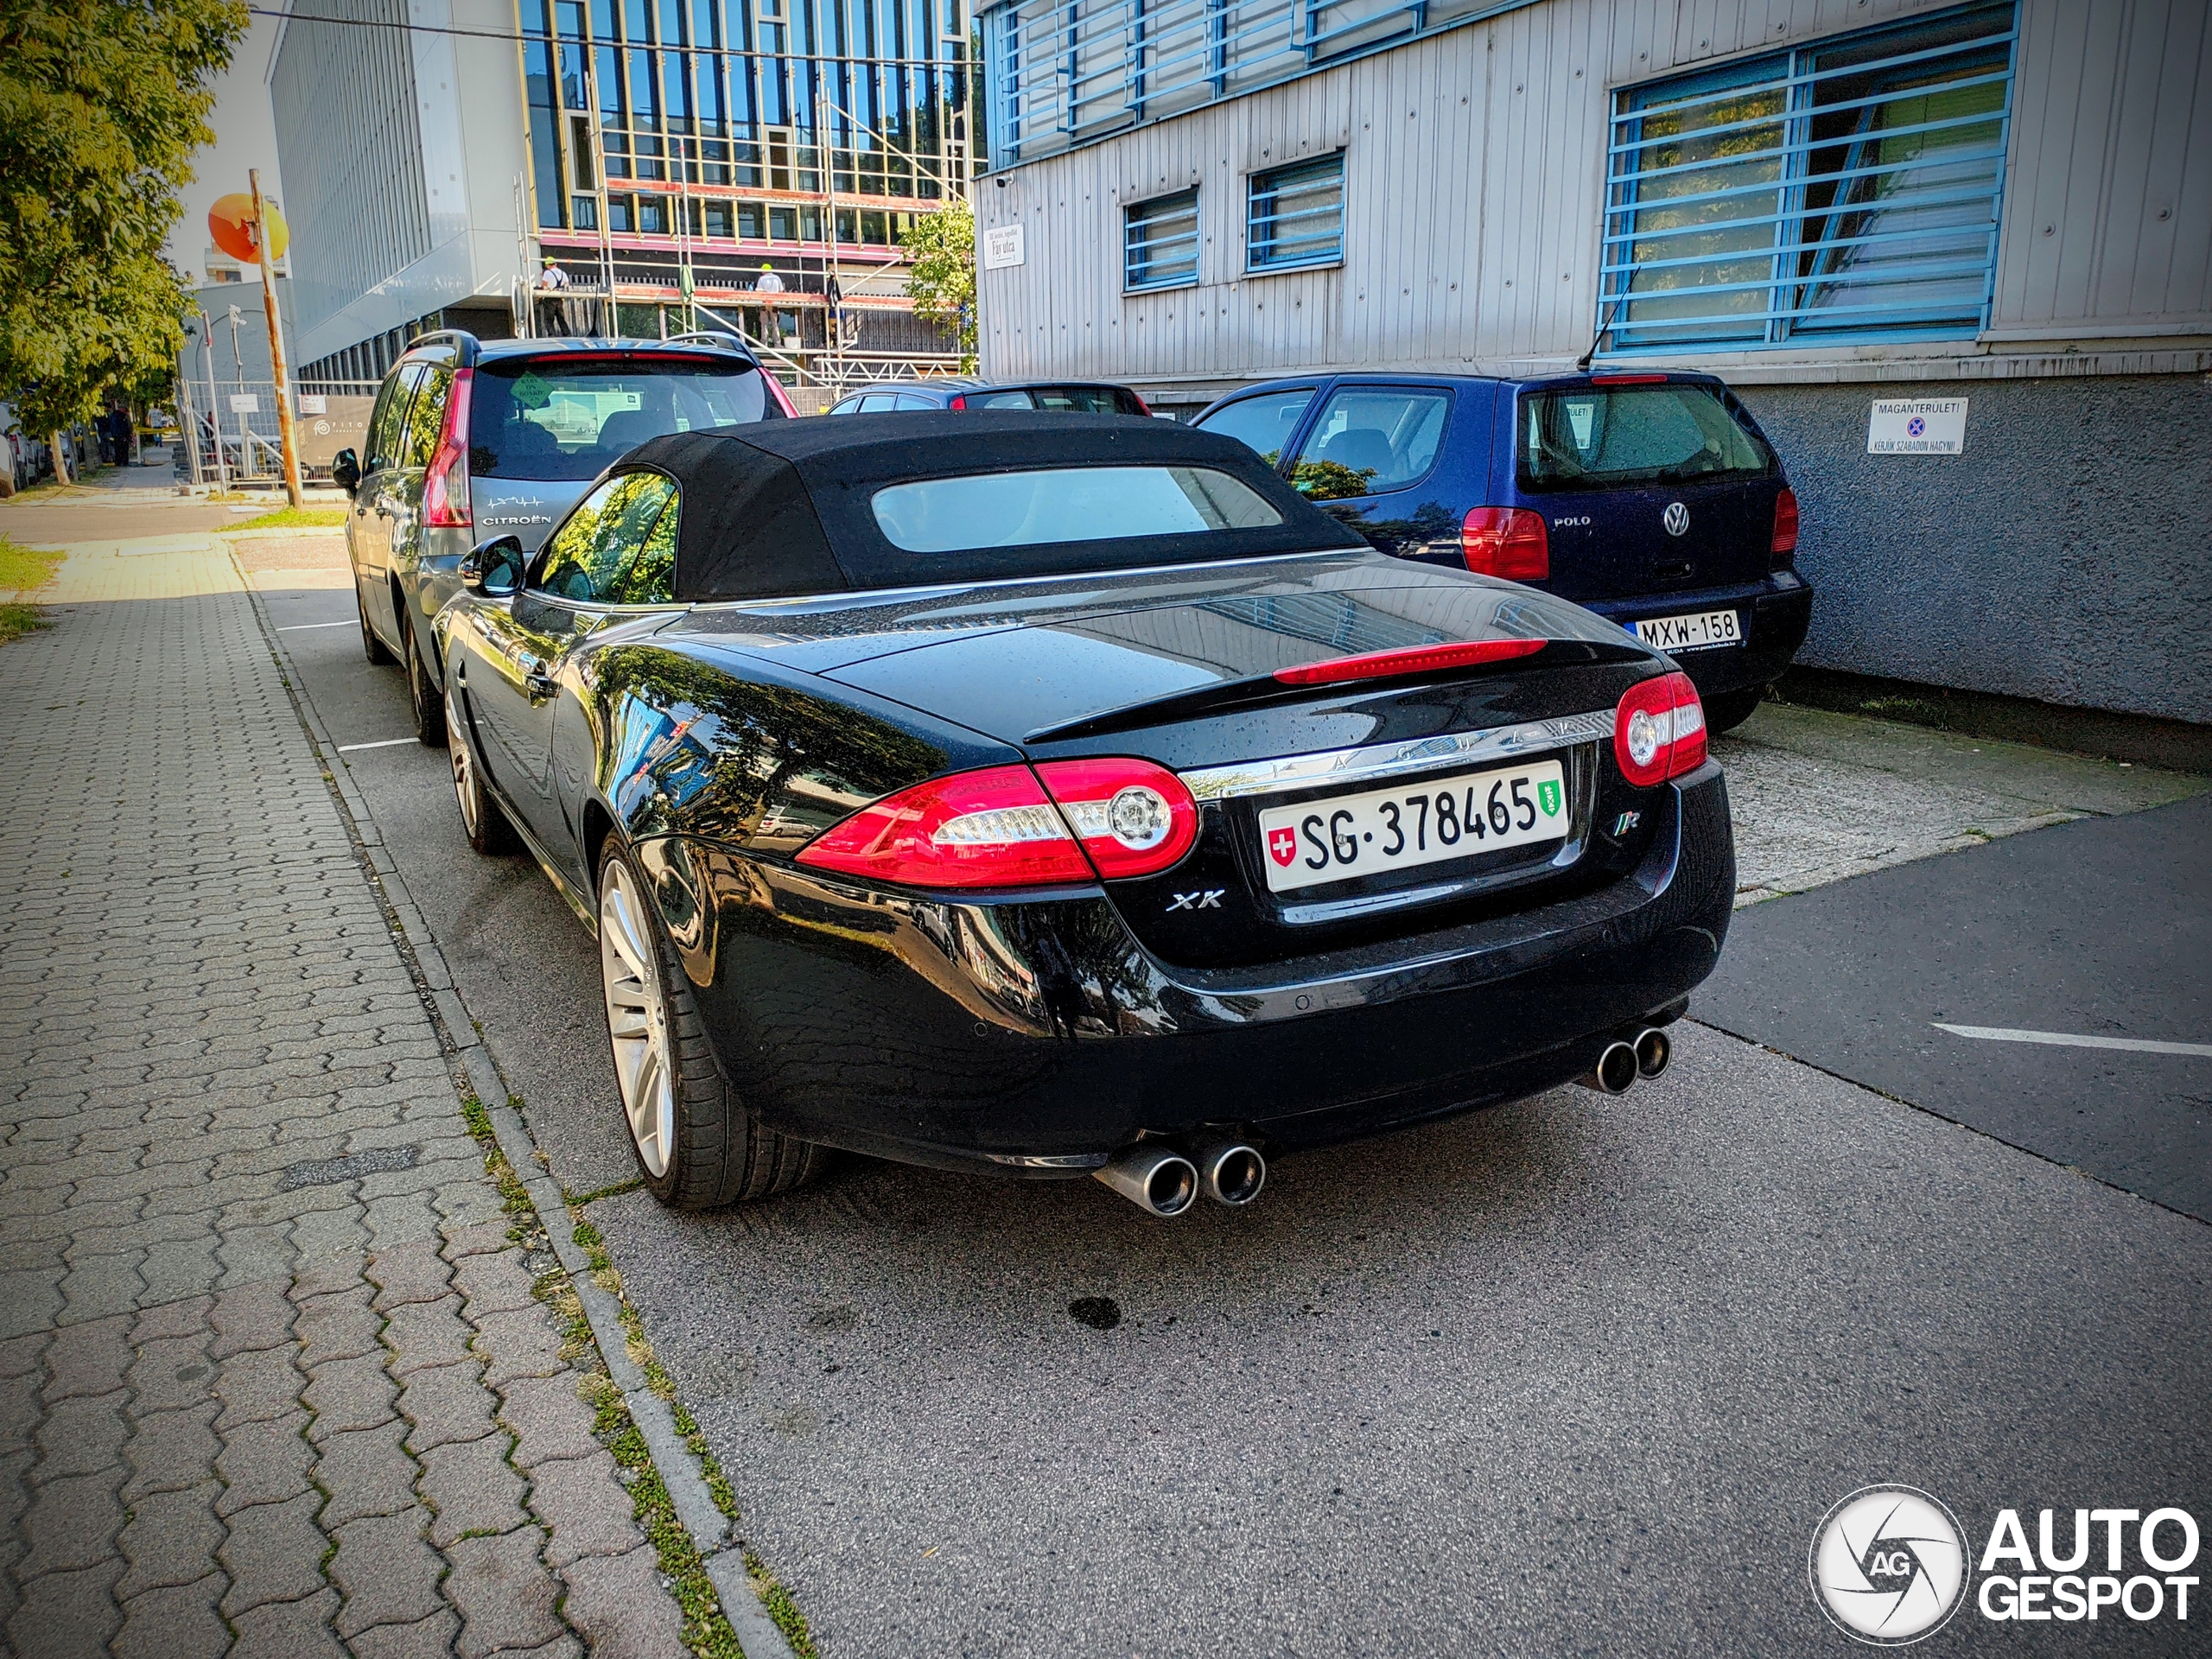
left=620, top=410, right=1364, bottom=602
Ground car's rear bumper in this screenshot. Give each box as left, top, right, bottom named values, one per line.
left=1581, top=575, right=1813, bottom=697
left=636, top=762, right=1735, bottom=1173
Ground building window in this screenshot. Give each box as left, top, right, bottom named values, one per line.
left=637, top=194, right=669, bottom=234
left=702, top=199, right=732, bottom=237
left=1247, top=154, right=1343, bottom=272
left=607, top=194, right=635, bottom=232
left=1599, top=2, right=2017, bottom=353
left=1125, top=188, right=1198, bottom=291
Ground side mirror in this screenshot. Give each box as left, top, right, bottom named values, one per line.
left=331, top=448, right=360, bottom=493
left=461, top=535, right=526, bottom=599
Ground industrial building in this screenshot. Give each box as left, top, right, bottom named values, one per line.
left=971, top=0, right=2212, bottom=724
left=266, top=0, right=975, bottom=401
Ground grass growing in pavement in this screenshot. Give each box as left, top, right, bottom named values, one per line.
left=220, top=505, right=348, bottom=531
left=0, top=535, right=62, bottom=646
left=0, top=534, right=61, bottom=592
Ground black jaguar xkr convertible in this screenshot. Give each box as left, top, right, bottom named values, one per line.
left=437, top=413, right=1733, bottom=1215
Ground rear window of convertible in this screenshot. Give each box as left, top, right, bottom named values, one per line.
left=870, top=466, right=1282, bottom=554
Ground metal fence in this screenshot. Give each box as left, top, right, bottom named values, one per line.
left=173, top=375, right=376, bottom=488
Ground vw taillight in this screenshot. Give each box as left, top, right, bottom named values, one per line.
left=794, top=759, right=1198, bottom=890
left=1033, top=757, right=1197, bottom=879
left=1461, top=507, right=1549, bottom=582
left=422, top=365, right=474, bottom=529
left=1770, top=486, right=1800, bottom=569
left=1612, top=671, right=1707, bottom=787
left=948, top=394, right=969, bottom=410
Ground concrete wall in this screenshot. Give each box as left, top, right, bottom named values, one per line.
left=1738, top=374, right=2212, bottom=724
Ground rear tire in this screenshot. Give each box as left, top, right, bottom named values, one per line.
left=1703, top=686, right=1764, bottom=735
left=404, top=618, right=448, bottom=747
left=357, top=579, right=394, bottom=665
left=596, top=838, right=828, bottom=1211
left=449, top=710, right=518, bottom=856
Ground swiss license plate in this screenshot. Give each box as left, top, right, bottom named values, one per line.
left=1633, top=608, right=1742, bottom=652
left=1255, top=760, right=1568, bottom=894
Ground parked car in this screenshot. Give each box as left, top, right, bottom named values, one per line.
left=435, top=412, right=1734, bottom=1215
left=826, top=378, right=1150, bottom=416
left=334, top=329, right=793, bottom=746
left=1192, top=372, right=1812, bottom=733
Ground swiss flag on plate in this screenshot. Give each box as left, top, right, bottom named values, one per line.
left=1267, top=826, right=1299, bottom=868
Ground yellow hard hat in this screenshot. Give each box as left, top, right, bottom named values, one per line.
left=760, top=262, right=773, bottom=270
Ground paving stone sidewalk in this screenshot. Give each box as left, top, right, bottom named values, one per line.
left=0, top=540, right=690, bottom=1656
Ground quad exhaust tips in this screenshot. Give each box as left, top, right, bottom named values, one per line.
left=1094, top=1146, right=1198, bottom=1217
left=1190, top=1140, right=1267, bottom=1206
left=1576, top=1027, right=1675, bottom=1095
left=1094, top=1138, right=1267, bottom=1214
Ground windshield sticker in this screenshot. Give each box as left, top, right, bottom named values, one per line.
left=511, top=371, right=552, bottom=410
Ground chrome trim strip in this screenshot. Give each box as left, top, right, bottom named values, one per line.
left=1178, top=709, right=1615, bottom=803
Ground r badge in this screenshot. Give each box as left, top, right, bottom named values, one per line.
left=1267, top=826, right=1298, bottom=868
left=1611, top=810, right=1641, bottom=837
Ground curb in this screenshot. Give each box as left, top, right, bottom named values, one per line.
left=229, top=541, right=801, bottom=1659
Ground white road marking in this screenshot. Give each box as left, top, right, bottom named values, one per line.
left=277, top=620, right=356, bottom=631
left=1932, top=1023, right=2212, bottom=1059
left=336, top=737, right=418, bottom=753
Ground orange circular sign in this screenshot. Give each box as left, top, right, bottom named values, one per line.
left=208, top=194, right=289, bottom=264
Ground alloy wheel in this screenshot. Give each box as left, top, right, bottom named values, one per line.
left=600, top=861, right=675, bottom=1178
left=450, top=734, right=480, bottom=836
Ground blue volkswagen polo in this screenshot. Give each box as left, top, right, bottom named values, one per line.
left=1192, top=371, right=1812, bottom=732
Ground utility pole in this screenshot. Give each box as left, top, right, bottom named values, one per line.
left=250, top=168, right=304, bottom=506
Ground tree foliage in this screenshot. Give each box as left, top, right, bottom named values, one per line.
left=0, top=0, right=247, bottom=452
left=899, top=198, right=977, bottom=371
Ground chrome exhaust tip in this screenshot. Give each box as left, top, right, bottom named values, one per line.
left=1190, top=1140, right=1267, bottom=1206
left=1575, top=1040, right=1639, bottom=1096
left=1634, top=1027, right=1672, bottom=1080
left=1094, top=1146, right=1198, bottom=1217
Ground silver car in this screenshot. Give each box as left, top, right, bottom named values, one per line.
left=334, top=330, right=791, bottom=744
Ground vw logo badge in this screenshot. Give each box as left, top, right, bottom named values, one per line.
left=1662, top=501, right=1690, bottom=537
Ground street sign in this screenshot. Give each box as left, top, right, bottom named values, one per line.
left=229, top=394, right=260, bottom=413
left=1868, top=398, right=1967, bottom=454
left=982, top=223, right=1026, bottom=270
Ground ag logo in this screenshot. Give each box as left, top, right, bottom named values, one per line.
left=1810, top=1485, right=1970, bottom=1645
left=1662, top=501, right=1690, bottom=537
left=1535, top=778, right=1562, bottom=817
left=1267, top=826, right=1298, bottom=868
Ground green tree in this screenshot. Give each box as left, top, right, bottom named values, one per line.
left=0, top=0, right=247, bottom=481
left=899, top=198, right=977, bottom=370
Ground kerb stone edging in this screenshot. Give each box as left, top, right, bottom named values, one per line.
left=230, top=543, right=803, bottom=1659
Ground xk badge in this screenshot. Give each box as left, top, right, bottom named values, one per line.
left=1167, top=890, right=1224, bottom=912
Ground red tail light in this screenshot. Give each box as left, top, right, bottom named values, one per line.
left=794, top=759, right=1199, bottom=889
left=1033, top=757, right=1197, bottom=879
left=1770, top=486, right=1800, bottom=569
left=1274, top=637, right=1545, bottom=689
left=1613, top=671, right=1707, bottom=787
left=422, top=365, right=473, bottom=529
left=1461, top=507, right=1549, bottom=582
left=795, top=766, right=1092, bottom=889
left=948, top=394, right=968, bottom=410
left=1127, top=391, right=1154, bottom=416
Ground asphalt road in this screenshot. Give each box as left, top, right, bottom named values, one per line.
left=1700, top=796, right=2212, bottom=1223
left=261, top=561, right=2212, bottom=1658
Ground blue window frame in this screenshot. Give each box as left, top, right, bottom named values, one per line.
left=1125, top=188, right=1200, bottom=291
left=1598, top=2, right=2017, bottom=353
left=1247, top=153, right=1344, bottom=271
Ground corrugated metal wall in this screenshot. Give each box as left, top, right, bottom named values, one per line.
left=977, top=0, right=2212, bottom=385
